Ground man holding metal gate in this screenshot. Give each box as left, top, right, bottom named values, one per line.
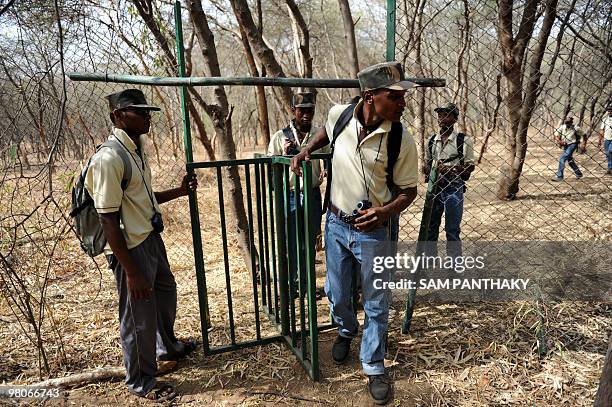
left=267, top=92, right=328, bottom=299
left=291, top=62, right=418, bottom=405
left=423, top=102, right=474, bottom=259
left=84, top=89, right=197, bottom=402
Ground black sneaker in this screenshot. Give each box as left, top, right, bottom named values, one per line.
left=331, top=335, right=352, bottom=364
left=368, top=374, right=392, bottom=405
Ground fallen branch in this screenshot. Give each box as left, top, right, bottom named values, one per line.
left=31, top=367, right=125, bottom=388
left=249, top=391, right=330, bottom=404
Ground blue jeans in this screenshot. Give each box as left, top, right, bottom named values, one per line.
left=427, top=181, right=464, bottom=258
left=287, top=187, right=322, bottom=294
left=556, top=143, right=582, bottom=178
left=324, top=210, right=391, bottom=375
left=605, top=139, right=612, bottom=171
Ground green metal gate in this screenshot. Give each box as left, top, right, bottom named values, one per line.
left=185, top=155, right=330, bottom=380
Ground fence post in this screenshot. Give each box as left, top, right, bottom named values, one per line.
left=386, top=0, right=396, bottom=61
left=174, top=0, right=211, bottom=350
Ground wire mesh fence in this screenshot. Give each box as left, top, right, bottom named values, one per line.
left=0, top=0, right=610, bottom=398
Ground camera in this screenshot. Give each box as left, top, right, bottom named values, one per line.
left=286, top=146, right=300, bottom=156
left=342, top=199, right=372, bottom=223
left=151, top=211, right=165, bottom=233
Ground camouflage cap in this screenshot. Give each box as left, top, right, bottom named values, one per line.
left=292, top=92, right=316, bottom=108
left=357, top=61, right=417, bottom=92
left=105, top=89, right=160, bottom=111
left=434, top=102, right=460, bottom=116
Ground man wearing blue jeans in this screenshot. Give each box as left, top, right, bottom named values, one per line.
left=598, top=105, right=612, bottom=176
left=552, top=116, right=585, bottom=182
left=424, top=103, right=474, bottom=259
left=268, top=92, right=326, bottom=297
left=291, top=62, right=418, bottom=405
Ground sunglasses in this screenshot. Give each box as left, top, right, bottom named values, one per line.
left=119, top=108, right=152, bottom=118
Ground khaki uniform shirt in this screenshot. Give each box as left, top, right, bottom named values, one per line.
left=267, top=120, right=328, bottom=188
left=554, top=124, right=584, bottom=145
left=84, top=128, right=161, bottom=253
left=324, top=101, right=418, bottom=214
left=425, top=130, right=475, bottom=166
left=601, top=116, right=612, bottom=141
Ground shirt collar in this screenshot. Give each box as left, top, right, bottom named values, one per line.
left=434, top=129, right=457, bottom=142
left=352, top=100, right=392, bottom=138
left=112, top=127, right=139, bottom=152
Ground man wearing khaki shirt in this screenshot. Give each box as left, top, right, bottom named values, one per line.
left=267, top=92, right=327, bottom=298
left=290, top=62, right=418, bottom=405
left=552, top=116, right=585, bottom=181
left=423, top=102, right=474, bottom=258
left=85, top=89, right=196, bottom=402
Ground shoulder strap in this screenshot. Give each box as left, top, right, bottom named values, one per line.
left=386, top=122, right=403, bottom=192
left=456, top=133, right=465, bottom=166
left=323, top=103, right=358, bottom=212
left=331, top=103, right=358, bottom=148
left=100, top=140, right=132, bottom=190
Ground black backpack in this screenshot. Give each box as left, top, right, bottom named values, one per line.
left=323, top=102, right=403, bottom=211
left=69, top=140, right=132, bottom=257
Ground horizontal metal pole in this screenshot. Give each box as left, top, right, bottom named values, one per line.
left=67, top=72, right=446, bottom=88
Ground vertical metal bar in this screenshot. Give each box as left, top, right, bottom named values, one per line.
left=386, top=0, right=397, bottom=61
left=268, top=163, right=280, bottom=323
left=174, top=0, right=210, bottom=352
left=294, top=170, right=307, bottom=353
left=216, top=167, right=236, bottom=345
left=254, top=164, right=267, bottom=307
left=273, top=163, right=290, bottom=335
left=261, top=163, right=273, bottom=313
left=284, top=166, right=297, bottom=347
left=244, top=165, right=262, bottom=341
left=302, top=161, right=319, bottom=380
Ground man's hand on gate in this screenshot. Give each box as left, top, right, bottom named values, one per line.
left=353, top=207, right=391, bottom=232
left=179, top=173, right=198, bottom=196
left=290, top=149, right=311, bottom=176
left=126, top=270, right=152, bottom=300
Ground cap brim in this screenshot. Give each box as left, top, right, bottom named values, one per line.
left=130, top=104, right=161, bottom=111
left=294, top=103, right=315, bottom=108
left=384, top=80, right=418, bottom=90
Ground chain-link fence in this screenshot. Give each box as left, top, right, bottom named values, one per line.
left=394, top=0, right=611, bottom=245
left=0, top=1, right=610, bottom=402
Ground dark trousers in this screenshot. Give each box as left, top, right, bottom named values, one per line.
left=107, top=232, right=185, bottom=395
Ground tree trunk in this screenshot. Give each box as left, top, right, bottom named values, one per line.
left=230, top=0, right=293, bottom=116
left=286, top=0, right=313, bottom=94
left=595, top=335, right=612, bottom=407
left=495, top=0, right=539, bottom=200
left=338, top=0, right=360, bottom=98
left=236, top=23, right=270, bottom=146
left=188, top=0, right=256, bottom=275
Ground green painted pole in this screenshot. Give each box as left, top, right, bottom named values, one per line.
left=66, top=72, right=446, bottom=88
left=386, top=0, right=397, bottom=61
left=174, top=0, right=211, bottom=351
left=401, top=164, right=439, bottom=334
left=302, top=161, right=320, bottom=381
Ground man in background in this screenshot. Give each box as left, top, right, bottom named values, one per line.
left=552, top=116, right=585, bottom=182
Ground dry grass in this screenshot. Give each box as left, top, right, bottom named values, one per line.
left=0, top=137, right=610, bottom=406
